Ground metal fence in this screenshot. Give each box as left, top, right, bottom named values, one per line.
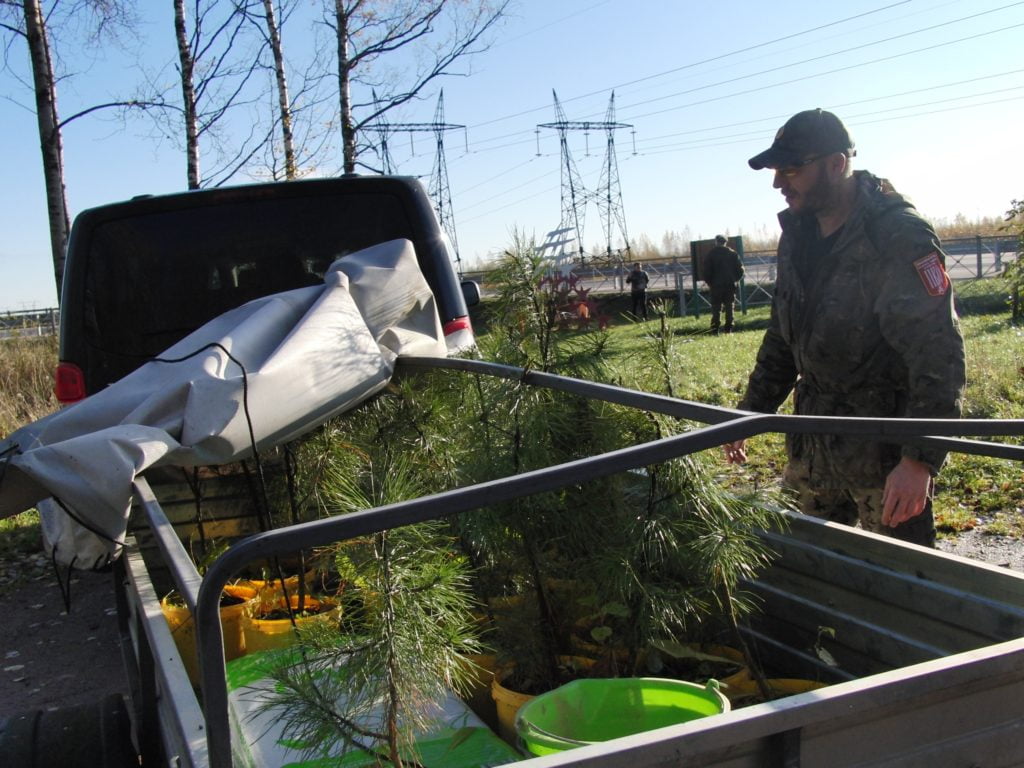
left=0, top=307, right=59, bottom=340
left=723, top=235, right=1019, bottom=314
left=7, top=236, right=1015, bottom=335
left=464, top=234, right=1019, bottom=315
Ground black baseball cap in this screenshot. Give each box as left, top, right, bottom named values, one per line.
left=748, top=109, right=855, bottom=170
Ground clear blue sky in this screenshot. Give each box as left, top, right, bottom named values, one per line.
left=3, top=0, right=1023, bottom=310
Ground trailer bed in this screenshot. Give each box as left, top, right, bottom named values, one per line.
left=115, top=358, right=1024, bottom=767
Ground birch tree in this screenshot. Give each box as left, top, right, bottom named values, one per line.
left=328, top=0, right=509, bottom=174
left=258, top=0, right=295, bottom=177
left=1, top=0, right=135, bottom=298
left=236, top=0, right=331, bottom=180
left=171, top=0, right=266, bottom=188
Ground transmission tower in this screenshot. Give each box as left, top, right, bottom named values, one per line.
left=595, top=93, right=632, bottom=266
left=366, top=90, right=466, bottom=275
left=536, top=90, right=634, bottom=266
left=428, top=93, right=460, bottom=271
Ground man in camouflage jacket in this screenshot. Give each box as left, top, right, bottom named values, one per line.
left=703, top=235, right=744, bottom=333
left=725, top=109, right=966, bottom=547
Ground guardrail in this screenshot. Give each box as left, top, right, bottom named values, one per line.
left=463, top=234, right=1019, bottom=314
left=0, top=308, right=59, bottom=340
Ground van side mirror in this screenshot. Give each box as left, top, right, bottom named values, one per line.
left=460, top=280, right=481, bottom=307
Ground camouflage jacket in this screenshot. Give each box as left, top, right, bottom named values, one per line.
left=703, top=245, right=744, bottom=292
left=737, top=171, right=966, bottom=488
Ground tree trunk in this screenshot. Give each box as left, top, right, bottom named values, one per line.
left=173, top=0, right=201, bottom=189
left=23, top=0, right=70, bottom=301
left=335, top=0, right=355, bottom=174
left=262, top=0, right=295, bottom=179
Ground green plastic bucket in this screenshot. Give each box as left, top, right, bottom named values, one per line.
left=514, top=677, right=730, bottom=756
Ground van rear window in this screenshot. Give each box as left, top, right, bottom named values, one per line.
left=83, top=193, right=413, bottom=357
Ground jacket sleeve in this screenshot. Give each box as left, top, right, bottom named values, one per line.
left=738, top=301, right=798, bottom=414
left=701, top=257, right=714, bottom=285
left=873, top=212, right=966, bottom=473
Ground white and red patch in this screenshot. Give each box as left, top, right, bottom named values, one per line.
left=912, top=251, right=950, bottom=297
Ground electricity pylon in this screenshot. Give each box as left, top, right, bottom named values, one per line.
left=536, top=90, right=633, bottom=266
left=367, top=90, right=465, bottom=275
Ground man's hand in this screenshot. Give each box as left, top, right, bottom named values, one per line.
left=724, top=439, right=747, bottom=464
left=881, top=457, right=932, bottom=527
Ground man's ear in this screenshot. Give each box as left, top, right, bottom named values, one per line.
left=828, top=152, right=851, bottom=179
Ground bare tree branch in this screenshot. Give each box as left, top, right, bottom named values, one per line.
left=172, top=0, right=271, bottom=188
left=329, top=0, right=510, bottom=174
left=57, top=99, right=177, bottom=129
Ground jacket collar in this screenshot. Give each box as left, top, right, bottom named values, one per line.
left=776, top=170, right=910, bottom=256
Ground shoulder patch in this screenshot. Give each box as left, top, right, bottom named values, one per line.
left=912, top=251, right=949, bottom=297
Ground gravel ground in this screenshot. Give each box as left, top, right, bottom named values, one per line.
left=935, top=528, right=1024, bottom=571
left=0, top=527, right=1020, bottom=721
left=0, top=553, right=127, bottom=719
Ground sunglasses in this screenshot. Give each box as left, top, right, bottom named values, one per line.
left=775, top=154, right=828, bottom=178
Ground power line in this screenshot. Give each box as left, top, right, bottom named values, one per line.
left=630, top=67, right=1024, bottom=145
left=466, top=0, right=917, bottom=130
left=452, top=82, right=1024, bottom=225
left=620, top=20, right=1024, bottom=122
left=457, top=166, right=556, bottom=212
left=617, top=0, right=962, bottom=101
left=441, top=4, right=1024, bottom=247
left=385, top=4, right=1023, bottom=161
left=450, top=78, right=1024, bottom=236
left=455, top=156, right=541, bottom=197
left=454, top=69, right=1024, bottom=174
left=612, top=2, right=1024, bottom=119
left=457, top=179, right=561, bottom=226
left=452, top=14, right=1024, bottom=158
left=490, top=0, right=616, bottom=49
left=634, top=93, right=1024, bottom=157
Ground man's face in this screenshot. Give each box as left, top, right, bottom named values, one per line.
left=771, top=156, right=835, bottom=215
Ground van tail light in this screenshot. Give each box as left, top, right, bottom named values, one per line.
left=443, top=316, right=472, bottom=336
left=55, top=362, right=87, bottom=404
left=442, top=316, right=475, bottom=354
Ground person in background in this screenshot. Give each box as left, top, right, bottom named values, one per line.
left=723, top=108, right=966, bottom=548
left=703, top=235, right=744, bottom=334
left=626, top=262, right=650, bottom=320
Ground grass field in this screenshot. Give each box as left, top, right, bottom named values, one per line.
left=587, top=278, right=1024, bottom=540
left=1, top=278, right=1021, bottom=568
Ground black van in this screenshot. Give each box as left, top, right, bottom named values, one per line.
left=56, top=176, right=476, bottom=402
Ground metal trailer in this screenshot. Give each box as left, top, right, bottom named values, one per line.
left=115, top=356, right=1024, bottom=767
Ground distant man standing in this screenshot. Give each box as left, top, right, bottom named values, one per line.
left=724, top=108, right=965, bottom=547
left=703, top=235, right=744, bottom=333
left=626, top=262, right=650, bottom=320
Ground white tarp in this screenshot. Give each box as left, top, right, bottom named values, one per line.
left=0, top=239, right=447, bottom=569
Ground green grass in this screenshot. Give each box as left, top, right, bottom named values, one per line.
left=490, top=278, right=1024, bottom=541
left=0, top=510, right=42, bottom=559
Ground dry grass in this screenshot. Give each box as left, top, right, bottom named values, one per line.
left=0, top=337, right=56, bottom=575
left=0, top=336, right=59, bottom=439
